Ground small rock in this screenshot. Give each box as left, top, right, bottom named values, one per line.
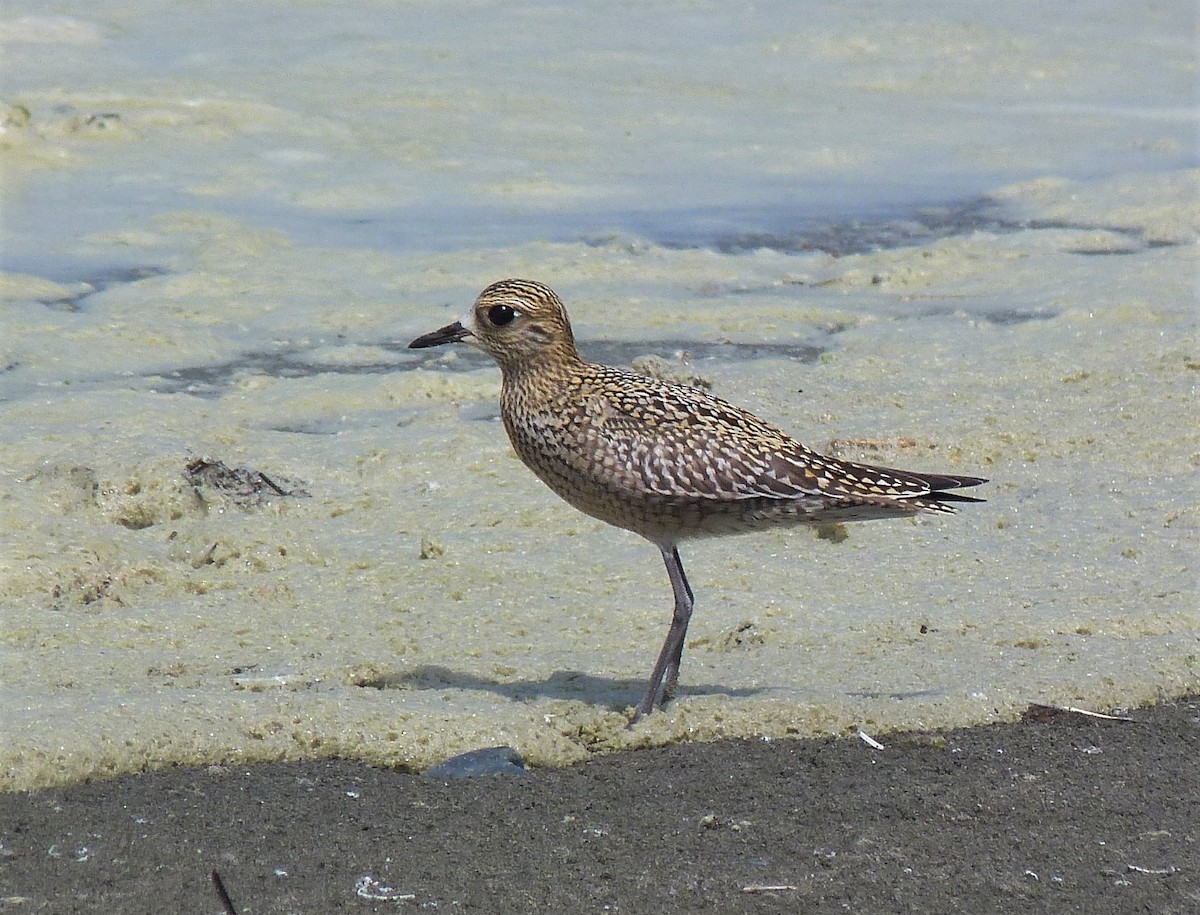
left=425, top=746, right=528, bottom=779
left=816, top=523, right=848, bottom=543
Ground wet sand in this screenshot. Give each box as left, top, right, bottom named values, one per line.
left=2, top=696, right=1196, bottom=914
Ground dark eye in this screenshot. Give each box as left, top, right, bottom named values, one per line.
left=487, top=304, right=517, bottom=326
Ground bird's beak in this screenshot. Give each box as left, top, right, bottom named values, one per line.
left=409, top=321, right=470, bottom=349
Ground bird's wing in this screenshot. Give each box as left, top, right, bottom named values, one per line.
left=570, top=374, right=826, bottom=501
left=573, top=369, right=983, bottom=506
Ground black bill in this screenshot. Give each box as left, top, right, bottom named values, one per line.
left=409, top=321, right=469, bottom=349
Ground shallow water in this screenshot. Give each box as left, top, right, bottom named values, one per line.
left=1, top=2, right=1197, bottom=791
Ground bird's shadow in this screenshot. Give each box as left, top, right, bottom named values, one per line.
left=351, top=664, right=762, bottom=710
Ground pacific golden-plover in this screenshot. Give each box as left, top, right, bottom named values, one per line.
left=410, top=279, right=986, bottom=721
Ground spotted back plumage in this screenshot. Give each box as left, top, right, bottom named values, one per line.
left=447, top=279, right=985, bottom=547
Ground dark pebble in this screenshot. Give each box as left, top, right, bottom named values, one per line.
left=424, top=745, right=529, bottom=779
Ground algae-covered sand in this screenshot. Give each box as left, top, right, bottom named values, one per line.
left=1, top=3, right=1196, bottom=791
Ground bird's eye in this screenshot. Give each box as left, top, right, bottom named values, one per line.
left=487, top=304, right=517, bottom=326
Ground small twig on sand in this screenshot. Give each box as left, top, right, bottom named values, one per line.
left=211, top=870, right=238, bottom=915
left=1023, top=702, right=1135, bottom=722
left=742, top=884, right=799, bottom=893
left=1127, top=864, right=1176, bottom=876
left=857, top=729, right=886, bottom=750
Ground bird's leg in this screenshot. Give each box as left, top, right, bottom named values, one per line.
left=660, top=547, right=694, bottom=704
left=633, top=546, right=694, bottom=722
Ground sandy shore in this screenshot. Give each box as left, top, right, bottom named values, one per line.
left=2, top=695, right=1195, bottom=914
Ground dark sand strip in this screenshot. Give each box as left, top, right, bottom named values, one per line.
left=2, top=697, right=1196, bottom=914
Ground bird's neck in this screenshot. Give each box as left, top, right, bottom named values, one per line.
left=497, top=343, right=586, bottom=388
left=500, top=355, right=592, bottom=426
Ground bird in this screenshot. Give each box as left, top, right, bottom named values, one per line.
left=409, top=279, right=986, bottom=722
